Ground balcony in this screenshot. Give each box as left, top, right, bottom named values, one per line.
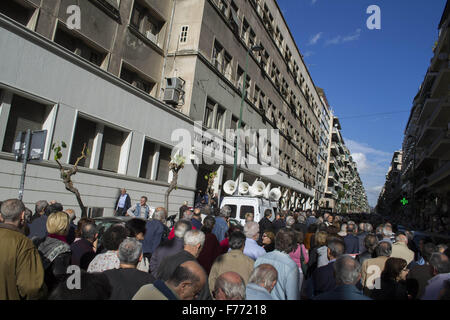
left=331, top=142, right=339, bottom=156
left=417, top=118, right=441, bottom=147
left=427, top=160, right=450, bottom=188
left=428, top=129, right=450, bottom=160
left=429, top=97, right=450, bottom=128
left=431, top=19, right=449, bottom=71
left=430, top=65, right=450, bottom=99
left=417, top=98, right=440, bottom=125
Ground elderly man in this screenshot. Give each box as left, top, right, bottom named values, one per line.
left=343, top=223, right=360, bottom=254
left=0, top=199, right=46, bottom=300
left=212, top=272, right=246, bottom=300
left=191, top=208, right=203, bottom=230
left=246, top=264, right=278, bottom=300
left=391, top=233, right=415, bottom=265
left=209, top=231, right=254, bottom=295
left=114, top=188, right=131, bottom=216
left=143, top=207, right=168, bottom=261
left=70, top=222, right=98, bottom=270
left=133, top=260, right=206, bottom=300
left=126, top=196, right=152, bottom=220
left=314, top=255, right=371, bottom=300
left=212, top=206, right=230, bottom=242
left=243, top=221, right=266, bottom=261
left=168, top=209, right=196, bottom=240
left=361, top=241, right=392, bottom=292
left=103, top=238, right=155, bottom=299
left=421, top=252, right=450, bottom=300
left=28, top=200, right=49, bottom=240
left=150, top=220, right=192, bottom=278
left=254, top=228, right=300, bottom=300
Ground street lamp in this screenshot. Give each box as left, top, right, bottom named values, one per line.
left=232, top=45, right=263, bottom=180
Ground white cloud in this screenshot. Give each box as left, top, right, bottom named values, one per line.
left=344, top=138, right=392, bottom=207
left=325, top=29, right=362, bottom=46
left=303, top=51, right=314, bottom=57
left=311, top=0, right=318, bottom=4
left=308, top=32, right=323, bottom=46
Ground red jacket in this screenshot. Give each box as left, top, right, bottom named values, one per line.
left=167, top=225, right=197, bottom=240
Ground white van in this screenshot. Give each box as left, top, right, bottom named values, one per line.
left=220, top=196, right=279, bottom=226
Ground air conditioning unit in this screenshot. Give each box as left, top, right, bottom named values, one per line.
left=165, top=77, right=183, bottom=91
left=163, top=88, right=181, bottom=105
left=146, top=31, right=157, bottom=44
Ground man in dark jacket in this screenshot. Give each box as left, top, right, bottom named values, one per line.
left=406, top=242, right=437, bottom=299
left=272, top=212, right=286, bottom=235
left=343, top=223, right=359, bottom=254
left=149, top=220, right=191, bottom=277
left=70, top=222, right=98, bottom=270
left=258, top=209, right=273, bottom=244
left=309, top=238, right=345, bottom=297
left=157, top=229, right=211, bottom=300
left=0, top=199, right=46, bottom=300
left=314, top=255, right=371, bottom=300
left=143, top=207, right=168, bottom=261
left=28, top=200, right=49, bottom=240
left=103, top=238, right=155, bottom=300
left=114, top=188, right=131, bottom=216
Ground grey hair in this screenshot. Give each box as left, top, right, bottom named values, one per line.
left=248, top=264, right=278, bottom=291
left=244, top=221, right=259, bottom=238
left=174, top=219, right=192, bottom=239
left=286, top=216, right=295, bottom=227
left=334, top=255, right=361, bottom=285
left=81, top=223, right=98, bottom=241
left=183, top=210, right=193, bottom=220
left=375, top=241, right=392, bottom=257
left=118, top=237, right=142, bottom=265
left=214, top=273, right=246, bottom=300
left=184, top=230, right=205, bottom=247
left=395, top=234, right=408, bottom=243
left=220, top=206, right=231, bottom=218
left=430, top=252, right=450, bottom=274
left=340, top=224, right=347, bottom=232
left=382, top=226, right=393, bottom=236
left=35, top=200, right=49, bottom=215
left=0, top=199, right=25, bottom=222
left=298, top=215, right=306, bottom=223
left=153, top=209, right=166, bottom=222
left=365, top=223, right=373, bottom=233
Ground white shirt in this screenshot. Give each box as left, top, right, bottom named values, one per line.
left=117, top=194, right=127, bottom=209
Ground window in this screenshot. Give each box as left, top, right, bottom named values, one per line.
left=180, top=25, right=188, bottom=43
left=131, top=1, right=165, bottom=46
left=203, top=99, right=215, bottom=128
left=156, top=145, right=171, bottom=182
left=240, top=205, right=254, bottom=219
left=0, top=1, right=35, bottom=28
left=139, top=140, right=156, bottom=179
left=2, top=95, right=51, bottom=153
left=212, top=40, right=233, bottom=80
left=237, top=66, right=250, bottom=97
left=231, top=115, right=239, bottom=131
left=217, top=0, right=229, bottom=16
left=54, top=27, right=106, bottom=67
left=228, top=205, right=237, bottom=218
left=215, top=106, right=226, bottom=133
left=223, top=52, right=233, bottom=81
left=70, top=117, right=96, bottom=167
left=120, top=65, right=155, bottom=94
left=98, top=126, right=127, bottom=172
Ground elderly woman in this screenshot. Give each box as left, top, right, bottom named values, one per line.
left=197, top=215, right=222, bottom=274
left=36, top=211, right=72, bottom=292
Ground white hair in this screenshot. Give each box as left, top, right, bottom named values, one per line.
left=286, top=216, right=295, bottom=227
left=244, top=221, right=259, bottom=238
left=118, top=237, right=142, bottom=265
left=184, top=230, right=205, bottom=247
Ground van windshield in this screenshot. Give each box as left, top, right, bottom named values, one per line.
left=227, top=205, right=237, bottom=218
left=240, top=205, right=254, bottom=219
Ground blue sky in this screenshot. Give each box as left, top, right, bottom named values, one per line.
left=277, top=0, right=447, bottom=206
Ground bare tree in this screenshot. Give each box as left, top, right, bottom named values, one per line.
left=205, top=171, right=217, bottom=206
left=53, top=142, right=88, bottom=217
left=164, top=154, right=186, bottom=214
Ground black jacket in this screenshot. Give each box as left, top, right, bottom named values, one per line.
left=104, top=268, right=155, bottom=300
left=369, top=279, right=408, bottom=300
left=114, top=193, right=131, bottom=211
left=36, top=237, right=72, bottom=293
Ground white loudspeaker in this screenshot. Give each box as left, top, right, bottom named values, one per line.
left=249, top=179, right=266, bottom=197
left=268, top=187, right=282, bottom=201
left=238, top=181, right=250, bottom=195
left=263, top=183, right=271, bottom=199
left=224, top=178, right=239, bottom=195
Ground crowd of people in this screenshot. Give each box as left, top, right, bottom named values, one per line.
left=1, top=196, right=450, bottom=300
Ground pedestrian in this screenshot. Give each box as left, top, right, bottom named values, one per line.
left=70, top=222, right=98, bottom=270
left=243, top=221, right=266, bottom=261
left=406, top=242, right=438, bottom=299
left=272, top=212, right=286, bottom=235
left=212, top=206, right=230, bottom=243
left=103, top=238, right=155, bottom=300
left=150, top=220, right=191, bottom=278
left=191, top=207, right=203, bottom=230
left=246, top=264, right=278, bottom=300
left=261, top=231, right=275, bottom=252
left=168, top=209, right=196, bottom=240
left=314, top=255, right=371, bottom=300
left=421, top=252, right=450, bottom=300
left=212, top=272, right=246, bottom=300
left=142, top=207, right=168, bottom=261
left=87, top=224, right=128, bottom=273
left=126, top=218, right=150, bottom=272
left=357, top=234, right=378, bottom=266
left=369, top=257, right=409, bottom=300
left=197, top=215, right=222, bottom=275
left=0, top=199, right=46, bottom=300
left=73, top=217, right=95, bottom=243
left=35, top=211, right=72, bottom=293
left=245, top=212, right=254, bottom=224
left=49, top=271, right=111, bottom=300
left=27, top=200, right=49, bottom=240
left=208, top=231, right=254, bottom=295
left=254, top=228, right=300, bottom=300
left=361, top=241, right=392, bottom=292
left=126, top=196, right=152, bottom=219
left=114, top=188, right=131, bottom=216
left=133, top=261, right=206, bottom=300
left=391, top=233, right=415, bottom=265
left=258, top=209, right=274, bottom=243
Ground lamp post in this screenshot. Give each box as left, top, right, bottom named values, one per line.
left=232, top=45, right=263, bottom=180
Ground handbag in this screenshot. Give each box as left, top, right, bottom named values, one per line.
left=299, top=245, right=308, bottom=275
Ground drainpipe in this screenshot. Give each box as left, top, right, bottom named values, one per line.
left=159, top=0, right=177, bottom=100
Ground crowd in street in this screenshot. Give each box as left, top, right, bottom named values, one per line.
left=1, top=194, right=450, bottom=300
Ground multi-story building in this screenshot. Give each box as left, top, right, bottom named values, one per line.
left=0, top=0, right=326, bottom=216
left=376, top=150, right=402, bottom=215
left=398, top=1, right=449, bottom=222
